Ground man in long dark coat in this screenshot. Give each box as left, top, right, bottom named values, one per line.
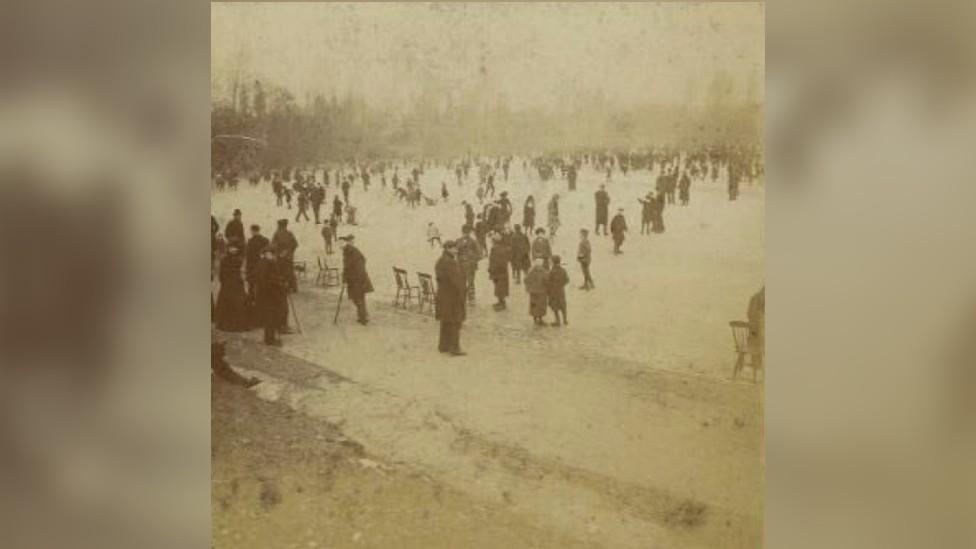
left=271, top=219, right=299, bottom=295
left=339, top=234, right=374, bottom=325
left=457, top=225, right=481, bottom=304
left=488, top=233, right=511, bottom=311
left=509, top=224, right=530, bottom=285
left=254, top=247, right=288, bottom=346
left=435, top=240, right=466, bottom=356
left=244, top=224, right=270, bottom=326
left=225, top=208, right=245, bottom=245
left=594, top=185, right=610, bottom=235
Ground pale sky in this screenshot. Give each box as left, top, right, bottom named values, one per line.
left=212, top=2, right=764, bottom=112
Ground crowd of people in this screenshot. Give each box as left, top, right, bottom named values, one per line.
left=212, top=145, right=762, bottom=357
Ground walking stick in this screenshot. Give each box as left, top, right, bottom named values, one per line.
left=287, top=292, right=303, bottom=334
left=333, top=283, right=346, bottom=324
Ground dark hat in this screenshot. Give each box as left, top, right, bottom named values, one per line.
left=551, top=255, right=562, bottom=265
left=443, top=239, right=458, bottom=249
left=233, top=209, right=241, bottom=216
left=277, top=219, right=288, bottom=226
left=500, top=191, right=508, bottom=197
left=337, top=234, right=354, bottom=241
left=535, top=228, right=546, bottom=235
left=250, top=224, right=260, bottom=231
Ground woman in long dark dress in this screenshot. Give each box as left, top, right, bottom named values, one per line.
left=216, top=245, right=249, bottom=332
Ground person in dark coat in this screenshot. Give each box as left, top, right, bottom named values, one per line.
left=244, top=224, right=270, bottom=326
left=488, top=233, right=511, bottom=311
left=473, top=214, right=488, bottom=252
left=311, top=184, right=326, bottom=223
left=339, top=234, right=373, bottom=325
left=530, top=228, right=552, bottom=270
left=333, top=195, right=343, bottom=222
left=651, top=192, right=666, bottom=233
left=546, top=255, right=569, bottom=326
left=435, top=240, right=466, bottom=356
left=216, top=245, right=248, bottom=332
left=509, top=224, right=530, bottom=284
left=594, top=185, right=610, bottom=235
left=254, top=247, right=288, bottom=346
left=225, top=209, right=245, bottom=246
left=271, top=219, right=299, bottom=294
left=524, top=257, right=549, bottom=326
left=463, top=201, right=475, bottom=228
left=498, top=191, right=513, bottom=224
left=522, top=196, right=536, bottom=233
left=610, top=208, right=628, bottom=254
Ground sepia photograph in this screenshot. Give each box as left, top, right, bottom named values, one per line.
left=211, top=3, right=764, bottom=547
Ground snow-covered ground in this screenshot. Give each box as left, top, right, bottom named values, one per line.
left=213, top=161, right=764, bottom=548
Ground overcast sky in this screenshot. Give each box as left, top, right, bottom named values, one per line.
left=212, top=2, right=764, bottom=112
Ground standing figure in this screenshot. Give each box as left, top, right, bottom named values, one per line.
left=524, top=258, right=549, bottom=326
left=651, top=192, right=666, bottom=233
left=321, top=222, right=334, bottom=255
left=510, top=224, right=530, bottom=285
left=547, top=194, right=560, bottom=237
left=339, top=234, right=373, bottom=325
left=531, top=228, right=552, bottom=270
left=463, top=201, right=475, bottom=228
left=255, top=247, right=287, bottom=346
left=435, top=240, right=467, bottom=356
left=577, top=229, right=594, bottom=290
left=225, top=208, right=245, bottom=245
left=345, top=203, right=358, bottom=225
left=441, top=181, right=449, bottom=202
left=679, top=172, right=691, bottom=205
left=271, top=219, right=299, bottom=295
left=638, top=192, right=654, bottom=235
left=244, top=224, right=270, bottom=327
left=522, top=196, right=536, bottom=234
left=215, top=245, right=248, bottom=332
left=546, top=256, right=569, bottom=326
left=488, top=233, right=511, bottom=311
left=311, top=184, right=326, bottom=223
left=610, top=208, right=628, bottom=254
left=332, top=195, right=343, bottom=223
left=341, top=177, right=351, bottom=204
left=295, top=190, right=311, bottom=222
left=457, top=225, right=481, bottom=304
left=594, top=185, right=610, bottom=235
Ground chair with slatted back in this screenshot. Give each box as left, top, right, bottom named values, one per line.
left=729, top=320, right=762, bottom=381
left=316, top=256, right=339, bottom=287
left=393, top=267, right=419, bottom=308
left=417, top=272, right=437, bottom=315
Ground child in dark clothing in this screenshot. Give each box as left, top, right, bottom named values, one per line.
left=546, top=255, right=569, bottom=326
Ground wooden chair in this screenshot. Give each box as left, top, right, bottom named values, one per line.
left=393, top=267, right=419, bottom=308
left=316, top=257, right=339, bottom=287
left=417, top=272, right=437, bottom=315
left=729, top=320, right=763, bottom=381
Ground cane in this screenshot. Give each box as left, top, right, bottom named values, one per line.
left=333, top=283, right=346, bottom=325
left=287, top=292, right=303, bottom=334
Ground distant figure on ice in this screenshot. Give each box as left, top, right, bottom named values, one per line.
left=610, top=208, right=627, bottom=254
left=522, top=195, right=536, bottom=234
left=311, top=183, right=326, bottom=223
left=547, top=255, right=569, bottom=326
left=321, top=222, right=334, bottom=255
left=524, top=257, right=549, bottom=327
left=295, top=189, right=311, bottom=222
left=594, top=185, right=610, bottom=235
left=638, top=192, right=654, bottom=235
left=510, top=224, right=530, bottom=285
left=488, top=232, right=511, bottom=311
left=547, top=194, right=560, bottom=237
left=651, top=191, right=666, bottom=233
left=679, top=172, right=691, bottom=205
left=271, top=219, right=299, bottom=294
left=435, top=240, right=466, bottom=356
left=254, top=246, right=288, bottom=346
left=441, top=181, right=449, bottom=202
left=332, top=195, right=343, bottom=223
left=577, top=229, right=594, bottom=290
left=345, top=203, right=358, bottom=225
left=462, top=200, right=475, bottom=228
left=339, top=234, right=373, bottom=325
